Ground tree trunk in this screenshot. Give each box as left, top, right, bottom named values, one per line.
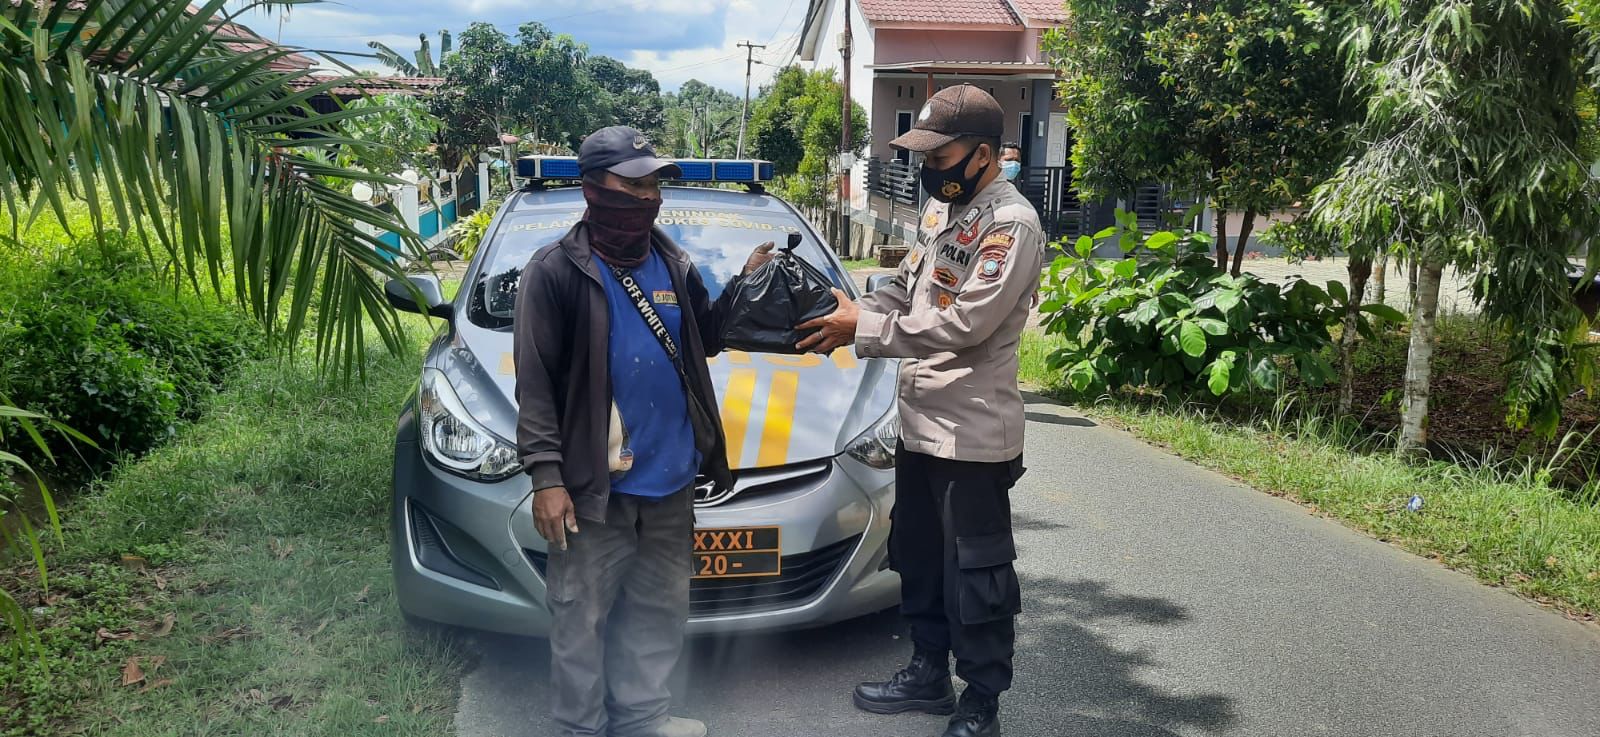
left=1372, top=251, right=1388, bottom=304
left=1229, top=209, right=1258, bottom=277
left=1407, top=259, right=1419, bottom=311
left=1214, top=207, right=1230, bottom=271
left=1339, top=257, right=1373, bottom=414
left=1398, top=261, right=1444, bottom=455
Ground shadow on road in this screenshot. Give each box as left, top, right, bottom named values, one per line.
left=456, top=576, right=1236, bottom=737
left=1008, top=574, right=1237, bottom=735
left=1024, top=411, right=1098, bottom=428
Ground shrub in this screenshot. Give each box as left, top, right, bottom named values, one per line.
left=1040, top=214, right=1343, bottom=398
left=450, top=199, right=500, bottom=261
left=0, top=235, right=265, bottom=472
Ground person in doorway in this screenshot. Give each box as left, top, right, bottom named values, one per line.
left=513, top=125, right=774, bottom=737
left=795, top=85, right=1044, bottom=737
left=998, top=142, right=1023, bottom=182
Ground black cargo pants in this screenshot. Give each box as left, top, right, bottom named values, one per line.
left=891, top=444, right=1024, bottom=697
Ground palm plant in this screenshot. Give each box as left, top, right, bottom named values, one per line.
left=0, top=0, right=423, bottom=382
left=1, top=401, right=93, bottom=659
left=369, top=30, right=451, bottom=77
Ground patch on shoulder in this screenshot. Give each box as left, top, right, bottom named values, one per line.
left=979, top=232, right=1015, bottom=251
left=976, top=244, right=1009, bottom=282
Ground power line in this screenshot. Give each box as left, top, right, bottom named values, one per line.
left=763, top=0, right=802, bottom=46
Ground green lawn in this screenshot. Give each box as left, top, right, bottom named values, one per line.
left=1019, top=329, right=1600, bottom=619
left=841, top=258, right=878, bottom=271
left=1, top=316, right=465, bottom=736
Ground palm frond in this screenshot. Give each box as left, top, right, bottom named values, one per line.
left=0, top=398, right=92, bottom=661
left=1, top=0, right=426, bottom=382
left=367, top=40, right=419, bottom=76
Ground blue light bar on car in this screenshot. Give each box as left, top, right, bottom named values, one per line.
left=514, top=156, right=774, bottom=183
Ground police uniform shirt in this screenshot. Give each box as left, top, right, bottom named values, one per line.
left=854, top=177, right=1045, bottom=463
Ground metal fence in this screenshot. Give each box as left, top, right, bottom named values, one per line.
left=1017, top=166, right=1090, bottom=242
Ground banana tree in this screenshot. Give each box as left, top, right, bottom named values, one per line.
left=0, top=0, right=424, bottom=381
left=369, top=29, right=451, bottom=77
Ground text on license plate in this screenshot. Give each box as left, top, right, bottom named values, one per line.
left=693, top=526, right=781, bottom=579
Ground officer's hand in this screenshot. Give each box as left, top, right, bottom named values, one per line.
left=742, top=241, right=776, bottom=276
left=796, top=288, right=858, bottom=354
left=533, top=486, right=579, bottom=551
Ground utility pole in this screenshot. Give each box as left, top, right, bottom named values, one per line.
left=837, top=4, right=854, bottom=256
left=736, top=40, right=765, bottom=159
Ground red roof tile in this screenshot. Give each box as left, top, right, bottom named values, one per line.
left=857, top=0, right=1019, bottom=26
left=1006, top=0, right=1069, bottom=23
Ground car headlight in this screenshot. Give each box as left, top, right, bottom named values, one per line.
left=845, top=409, right=899, bottom=469
left=418, top=368, right=521, bottom=481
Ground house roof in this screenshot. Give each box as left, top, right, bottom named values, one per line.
left=7, top=1, right=316, bottom=71
left=856, top=0, right=1020, bottom=27
left=867, top=59, right=1054, bottom=75
left=284, top=76, right=444, bottom=98
left=1005, top=0, right=1069, bottom=24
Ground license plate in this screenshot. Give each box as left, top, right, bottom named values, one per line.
left=692, top=526, right=781, bottom=579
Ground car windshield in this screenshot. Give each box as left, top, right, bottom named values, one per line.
left=468, top=201, right=850, bottom=329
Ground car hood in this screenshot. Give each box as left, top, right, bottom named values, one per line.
left=444, top=325, right=898, bottom=470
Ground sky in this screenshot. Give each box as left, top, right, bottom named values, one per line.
left=229, top=0, right=816, bottom=94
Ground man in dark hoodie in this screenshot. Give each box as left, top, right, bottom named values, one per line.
left=512, top=126, right=773, bottom=737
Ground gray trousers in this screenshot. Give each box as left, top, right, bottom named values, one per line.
left=545, top=489, right=693, bottom=737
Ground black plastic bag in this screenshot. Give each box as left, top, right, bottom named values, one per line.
left=721, top=233, right=839, bottom=354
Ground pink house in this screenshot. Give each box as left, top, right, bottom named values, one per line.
left=797, top=0, right=1120, bottom=251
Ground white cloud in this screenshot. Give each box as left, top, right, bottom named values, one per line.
left=625, top=0, right=806, bottom=93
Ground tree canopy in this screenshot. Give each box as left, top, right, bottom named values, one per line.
left=1046, top=0, right=1349, bottom=274
left=748, top=66, right=866, bottom=208
left=1310, top=0, right=1600, bottom=442
left=660, top=79, right=743, bottom=158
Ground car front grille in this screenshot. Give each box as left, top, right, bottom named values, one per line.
left=523, top=534, right=861, bottom=618
left=694, top=460, right=832, bottom=507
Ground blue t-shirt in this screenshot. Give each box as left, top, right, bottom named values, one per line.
left=597, top=250, right=700, bottom=498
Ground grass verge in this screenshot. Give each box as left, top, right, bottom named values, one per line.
left=1019, top=330, right=1600, bottom=620
left=841, top=258, right=879, bottom=271
left=1, top=315, right=466, bottom=736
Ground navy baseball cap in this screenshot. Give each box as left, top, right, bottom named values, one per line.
left=578, top=125, right=682, bottom=179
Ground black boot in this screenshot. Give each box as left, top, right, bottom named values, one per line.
left=852, top=649, right=956, bottom=715
left=941, top=688, right=1000, bottom=737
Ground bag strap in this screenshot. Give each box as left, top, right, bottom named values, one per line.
left=609, top=264, right=691, bottom=386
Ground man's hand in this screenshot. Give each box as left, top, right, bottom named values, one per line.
left=742, top=241, right=776, bottom=276
left=533, top=486, right=579, bottom=551
left=796, top=288, right=859, bottom=354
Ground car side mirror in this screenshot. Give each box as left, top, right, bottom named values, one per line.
left=385, top=274, right=453, bottom=320
left=865, top=274, right=895, bottom=293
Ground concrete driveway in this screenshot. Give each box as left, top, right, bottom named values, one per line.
left=452, top=394, right=1600, bottom=737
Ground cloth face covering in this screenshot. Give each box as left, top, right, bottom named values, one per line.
left=920, top=143, right=986, bottom=204
left=582, top=181, right=662, bottom=268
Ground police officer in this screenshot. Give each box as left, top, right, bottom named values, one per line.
left=797, top=85, right=1042, bottom=737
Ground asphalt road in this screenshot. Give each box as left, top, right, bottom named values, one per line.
left=452, top=394, right=1600, bottom=737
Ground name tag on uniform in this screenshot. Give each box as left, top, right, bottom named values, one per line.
left=652, top=290, right=678, bottom=305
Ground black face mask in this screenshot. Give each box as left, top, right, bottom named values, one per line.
left=920, top=144, right=987, bottom=204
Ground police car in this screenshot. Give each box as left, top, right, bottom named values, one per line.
left=385, top=156, right=902, bottom=636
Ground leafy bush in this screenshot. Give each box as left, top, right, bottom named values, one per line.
left=0, top=235, right=265, bottom=472
left=450, top=199, right=500, bottom=261
left=1040, top=216, right=1348, bottom=398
